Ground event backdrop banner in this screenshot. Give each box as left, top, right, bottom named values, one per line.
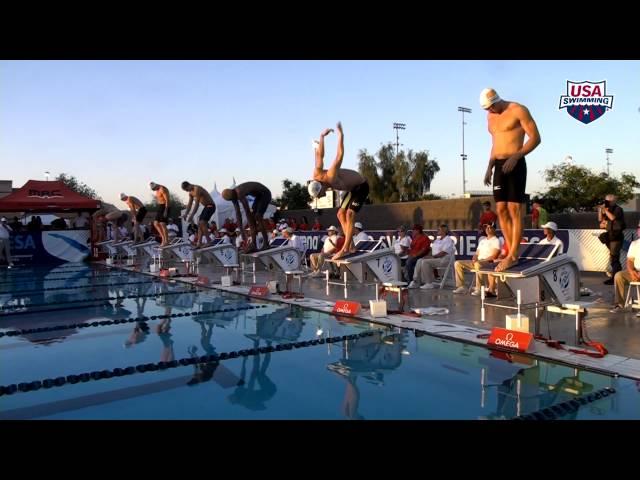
left=295, top=229, right=634, bottom=273
left=9, top=230, right=90, bottom=264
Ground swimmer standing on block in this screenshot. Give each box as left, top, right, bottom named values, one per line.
left=480, top=88, right=541, bottom=272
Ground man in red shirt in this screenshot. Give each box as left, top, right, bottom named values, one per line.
left=405, top=224, right=431, bottom=282
left=298, top=216, right=309, bottom=231
left=312, top=218, right=322, bottom=231
left=478, top=201, right=498, bottom=232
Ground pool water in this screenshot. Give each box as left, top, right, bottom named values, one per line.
left=1, top=263, right=639, bottom=420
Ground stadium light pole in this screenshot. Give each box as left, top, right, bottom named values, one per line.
left=393, top=122, right=406, bottom=158
left=605, top=148, right=613, bottom=176
left=458, top=107, right=472, bottom=196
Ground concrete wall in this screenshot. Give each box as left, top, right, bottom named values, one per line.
left=279, top=196, right=495, bottom=231
left=278, top=198, right=640, bottom=231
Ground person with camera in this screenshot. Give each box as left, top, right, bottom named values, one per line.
left=598, top=194, right=626, bottom=285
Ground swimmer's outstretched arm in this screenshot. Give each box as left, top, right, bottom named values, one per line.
left=314, top=126, right=334, bottom=183
left=326, top=122, right=344, bottom=183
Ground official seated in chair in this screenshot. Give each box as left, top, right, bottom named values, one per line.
left=538, top=221, right=564, bottom=253
left=393, top=225, right=412, bottom=266
left=310, top=225, right=339, bottom=277
left=453, top=222, right=500, bottom=296
left=352, top=222, right=374, bottom=245
left=409, top=224, right=456, bottom=290
left=282, top=227, right=305, bottom=253
left=217, top=228, right=232, bottom=245
left=610, top=236, right=640, bottom=314
left=403, top=224, right=431, bottom=282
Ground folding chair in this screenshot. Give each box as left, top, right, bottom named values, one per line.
left=434, top=254, right=456, bottom=289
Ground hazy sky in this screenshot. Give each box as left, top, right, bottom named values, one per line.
left=2, top=60, right=638, bottom=207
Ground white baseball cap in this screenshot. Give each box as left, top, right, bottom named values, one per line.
left=354, top=222, right=363, bottom=230
left=327, top=225, right=337, bottom=232
left=479, top=88, right=502, bottom=109
left=541, top=221, right=558, bottom=231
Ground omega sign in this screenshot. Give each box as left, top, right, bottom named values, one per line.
left=28, top=189, right=63, bottom=199
left=493, top=332, right=519, bottom=349
left=487, top=327, right=534, bottom=353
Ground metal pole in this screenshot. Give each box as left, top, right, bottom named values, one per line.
left=392, top=123, right=406, bottom=159
left=462, top=112, right=466, bottom=195
left=458, top=107, right=472, bottom=196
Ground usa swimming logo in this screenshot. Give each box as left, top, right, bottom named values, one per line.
left=559, top=81, right=614, bottom=124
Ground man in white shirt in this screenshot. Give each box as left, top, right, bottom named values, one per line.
left=0, top=217, right=14, bottom=268
left=218, top=228, right=231, bottom=245
left=352, top=222, right=373, bottom=246
left=166, top=218, right=180, bottom=240
left=393, top=226, right=412, bottom=261
left=611, top=237, right=640, bottom=315
left=283, top=227, right=305, bottom=253
left=310, top=225, right=339, bottom=277
left=410, top=224, right=456, bottom=289
left=538, top=221, right=564, bottom=254
left=453, top=222, right=501, bottom=294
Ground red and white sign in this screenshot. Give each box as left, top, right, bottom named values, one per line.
left=487, top=327, right=535, bottom=353
left=248, top=286, right=270, bottom=297
left=332, top=300, right=361, bottom=316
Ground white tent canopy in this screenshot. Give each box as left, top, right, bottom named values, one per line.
left=180, top=181, right=276, bottom=237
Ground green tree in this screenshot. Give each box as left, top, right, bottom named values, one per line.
left=56, top=173, right=101, bottom=200
left=408, top=150, right=440, bottom=198
left=274, top=179, right=311, bottom=210
left=538, top=163, right=639, bottom=212
left=358, top=143, right=440, bottom=203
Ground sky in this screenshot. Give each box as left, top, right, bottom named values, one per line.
left=1, top=60, right=638, bottom=207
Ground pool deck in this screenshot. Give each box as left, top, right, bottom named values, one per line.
left=106, top=261, right=640, bottom=381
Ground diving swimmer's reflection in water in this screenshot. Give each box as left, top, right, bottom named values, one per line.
left=123, top=306, right=174, bottom=362
left=227, top=338, right=277, bottom=411
left=187, top=314, right=219, bottom=385
left=157, top=306, right=174, bottom=362
left=227, top=309, right=301, bottom=410
left=124, top=321, right=149, bottom=348
left=328, top=330, right=407, bottom=420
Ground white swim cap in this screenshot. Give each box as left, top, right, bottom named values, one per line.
left=480, top=88, right=501, bottom=109
left=308, top=180, right=322, bottom=198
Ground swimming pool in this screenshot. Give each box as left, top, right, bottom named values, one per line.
left=1, top=264, right=639, bottom=420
